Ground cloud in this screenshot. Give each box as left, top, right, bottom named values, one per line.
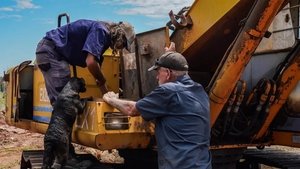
left=0, top=7, right=14, bottom=12
left=96, top=0, right=194, bottom=18
left=0, top=0, right=39, bottom=12
left=33, top=18, right=55, bottom=25
left=144, top=20, right=166, bottom=27
left=0, top=14, right=22, bottom=20
left=16, top=0, right=40, bottom=9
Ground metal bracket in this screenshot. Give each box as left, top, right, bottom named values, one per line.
left=167, top=8, right=193, bottom=30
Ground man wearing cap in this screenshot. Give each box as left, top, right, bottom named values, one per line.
left=103, top=46, right=212, bottom=169
left=36, top=19, right=135, bottom=105
left=35, top=19, right=135, bottom=161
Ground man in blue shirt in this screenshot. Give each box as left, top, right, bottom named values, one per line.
left=36, top=19, right=134, bottom=162
left=36, top=19, right=135, bottom=105
left=103, top=48, right=212, bottom=169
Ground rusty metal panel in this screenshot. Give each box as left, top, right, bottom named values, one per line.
left=171, top=0, right=240, bottom=54
left=135, top=27, right=169, bottom=97
left=121, top=52, right=139, bottom=100
left=209, top=0, right=287, bottom=127
left=171, top=0, right=256, bottom=74
left=256, top=3, right=296, bottom=52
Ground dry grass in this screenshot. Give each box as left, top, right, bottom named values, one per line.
left=0, top=92, right=4, bottom=112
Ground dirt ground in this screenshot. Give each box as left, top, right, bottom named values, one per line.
left=1, top=109, right=300, bottom=169
left=0, top=111, right=123, bottom=169
left=0, top=111, right=40, bottom=169
left=0, top=119, right=43, bottom=169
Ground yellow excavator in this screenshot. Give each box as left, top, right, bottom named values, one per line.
left=2, top=0, right=300, bottom=168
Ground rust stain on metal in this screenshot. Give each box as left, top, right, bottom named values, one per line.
left=210, top=0, right=286, bottom=127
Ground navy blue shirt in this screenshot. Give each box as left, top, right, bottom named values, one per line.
left=45, top=19, right=111, bottom=67
left=136, top=75, right=212, bottom=169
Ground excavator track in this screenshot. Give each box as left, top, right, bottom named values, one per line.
left=20, top=150, right=121, bottom=169
left=20, top=150, right=157, bottom=169
left=21, top=150, right=43, bottom=169
left=239, top=148, right=300, bottom=169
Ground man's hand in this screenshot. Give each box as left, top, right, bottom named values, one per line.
left=165, top=42, right=176, bottom=52
left=103, top=91, right=118, bottom=102
left=103, top=91, right=139, bottom=116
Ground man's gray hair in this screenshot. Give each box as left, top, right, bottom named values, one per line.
left=170, top=69, right=188, bottom=77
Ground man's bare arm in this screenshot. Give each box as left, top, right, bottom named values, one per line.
left=103, top=92, right=140, bottom=116
left=86, top=53, right=108, bottom=94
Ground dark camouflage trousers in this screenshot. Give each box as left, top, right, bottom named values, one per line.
left=36, top=38, right=70, bottom=105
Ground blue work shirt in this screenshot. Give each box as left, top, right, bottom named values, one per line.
left=45, top=19, right=111, bottom=67
left=136, top=75, right=212, bottom=169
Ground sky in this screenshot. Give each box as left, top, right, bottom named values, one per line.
left=0, top=0, right=194, bottom=75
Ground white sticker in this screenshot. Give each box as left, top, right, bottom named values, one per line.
left=292, top=135, right=300, bottom=144
left=39, top=87, right=50, bottom=102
